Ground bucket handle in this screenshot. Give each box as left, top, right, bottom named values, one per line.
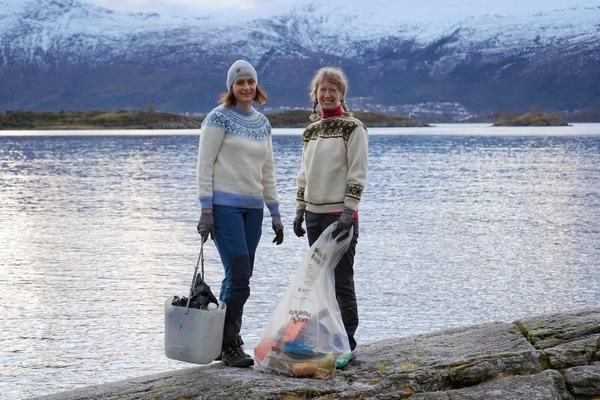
left=185, top=240, right=205, bottom=315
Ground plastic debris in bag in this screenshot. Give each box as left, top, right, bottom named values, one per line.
left=254, top=223, right=353, bottom=379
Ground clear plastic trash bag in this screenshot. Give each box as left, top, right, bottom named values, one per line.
left=254, top=223, right=353, bottom=378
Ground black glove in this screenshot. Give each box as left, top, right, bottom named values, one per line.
left=293, top=209, right=306, bottom=237
left=332, top=208, right=354, bottom=240
left=272, top=214, right=284, bottom=245
left=196, top=208, right=214, bottom=243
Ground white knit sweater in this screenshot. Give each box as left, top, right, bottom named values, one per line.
left=196, top=105, right=280, bottom=215
left=296, top=115, right=368, bottom=213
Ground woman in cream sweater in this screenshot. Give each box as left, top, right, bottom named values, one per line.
left=293, top=66, right=368, bottom=368
left=196, top=59, right=283, bottom=368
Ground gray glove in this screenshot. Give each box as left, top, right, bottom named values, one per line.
left=272, top=214, right=284, bottom=245
left=196, top=208, right=214, bottom=243
left=332, top=208, right=354, bottom=239
left=293, top=209, right=305, bottom=237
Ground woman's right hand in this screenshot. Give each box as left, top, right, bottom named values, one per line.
left=293, top=209, right=306, bottom=237
left=197, top=208, right=214, bottom=243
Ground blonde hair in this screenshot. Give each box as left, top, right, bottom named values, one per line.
left=219, top=85, right=269, bottom=107
left=308, top=67, right=351, bottom=121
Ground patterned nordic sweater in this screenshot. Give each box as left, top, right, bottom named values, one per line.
left=196, top=105, right=280, bottom=216
left=296, top=115, right=368, bottom=213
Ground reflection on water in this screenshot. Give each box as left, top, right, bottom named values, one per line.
left=1, top=130, right=600, bottom=399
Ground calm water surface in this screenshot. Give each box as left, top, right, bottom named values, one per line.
left=1, top=124, right=600, bottom=399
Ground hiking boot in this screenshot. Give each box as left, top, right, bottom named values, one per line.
left=221, top=344, right=254, bottom=368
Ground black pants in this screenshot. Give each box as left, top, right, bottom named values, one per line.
left=305, top=211, right=359, bottom=351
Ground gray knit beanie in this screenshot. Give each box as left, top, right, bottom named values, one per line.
left=226, top=60, right=258, bottom=90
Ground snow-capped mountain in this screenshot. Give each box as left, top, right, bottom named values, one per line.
left=1, top=0, right=599, bottom=116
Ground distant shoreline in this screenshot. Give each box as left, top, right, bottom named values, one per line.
left=3, top=110, right=599, bottom=131
left=492, top=111, right=569, bottom=127
left=0, top=110, right=430, bottom=130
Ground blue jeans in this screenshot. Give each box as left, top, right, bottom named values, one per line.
left=212, top=205, right=263, bottom=346
left=305, top=211, right=359, bottom=351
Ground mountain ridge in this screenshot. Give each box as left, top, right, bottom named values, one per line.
left=1, top=0, right=599, bottom=118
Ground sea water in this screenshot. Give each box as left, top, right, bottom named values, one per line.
left=1, top=124, right=599, bottom=399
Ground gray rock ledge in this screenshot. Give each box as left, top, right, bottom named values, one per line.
left=34, top=308, right=600, bottom=400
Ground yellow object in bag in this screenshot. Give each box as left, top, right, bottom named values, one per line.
left=254, top=223, right=354, bottom=378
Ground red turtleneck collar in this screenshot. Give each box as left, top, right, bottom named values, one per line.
left=322, top=105, right=344, bottom=119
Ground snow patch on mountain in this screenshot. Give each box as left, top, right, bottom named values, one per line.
left=1, top=0, right=599, bottom=66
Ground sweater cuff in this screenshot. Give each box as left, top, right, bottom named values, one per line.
left=199, top=196, right=213, bottom=209
left=296, top=187, right=305, bottom=203
left=266, top=201, right=280, bottom=216
left=344, top=196, right=360, bottom=211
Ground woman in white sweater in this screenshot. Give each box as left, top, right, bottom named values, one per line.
left=196, top=59, right=283, bottom=368
left=293, top=66, right=368, bottom=368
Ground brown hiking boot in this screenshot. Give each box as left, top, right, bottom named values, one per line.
left=220, top=344, right=254, bottom=368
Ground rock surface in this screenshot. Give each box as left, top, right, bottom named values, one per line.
left=34, top=308, right=600, bottom=400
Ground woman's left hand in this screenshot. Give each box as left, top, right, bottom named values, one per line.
left=332, top=208, right=354, bottom=241
left=271, top=214, right=284, bottom=245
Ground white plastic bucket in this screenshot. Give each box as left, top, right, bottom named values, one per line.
left=164, top=299, right=226, bottom=364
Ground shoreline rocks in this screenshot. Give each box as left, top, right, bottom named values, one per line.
left=34, top=308, right=600, bottom=400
